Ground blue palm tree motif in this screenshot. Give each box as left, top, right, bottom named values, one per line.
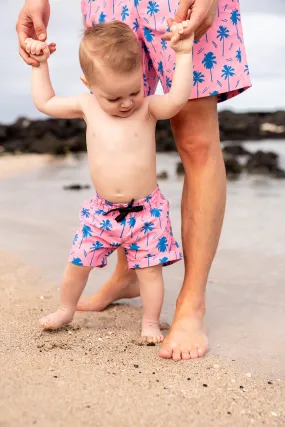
left=134, top=0, right=142, bottom=16
left=146, top=253, right=153, bottom=267
left=193, top=71, right=205, bottom=98
left=221, top=65, right=235, bottom=91
left=159, top=256, right=169, bottom=264
left=121, top=5, right=129, bottom=21
left=141, top=221, right=155, bottom=246
left=81, top=208, right=90, bottom=218
left=230, top=9, right=241, bottom=40
left=120, top=218, right=127, bottom=238
left=88, top=0, right=95, bottom=18
left=93, top=208, right=105, bottom=222
left=72, top=233, right=78, bottom=245
left=236, top=47, right=242, bottom=63
left=166, top=76, right=172, bottom=88
left=129, top=242, right=140, bottom=259
left=244, top=64, right=249, bottom=75
left=111, top=242, right=121, bottom=248
left=79, top=225, right=92, bottom=249
left=99, top=11, right=106, bottom=23
left=134, top=264, right=140, bottom=269
left=71, top=257, right=83, bottom=266
left=156, top=236, right=168, bottom=253
left=210, top=90, right=219, bottom=96
left=147, top=1, right=160, bottom=30
left=99, top=219, right=112, bottom=236
left=145, top=194, right=152, bottom=207
left=128, top=216, right=136, bottom=237
left=217, top=26, right=229, bottom=56
left=202, top=52, right=217, bottom=82
left=158, top=61, right=164, bottom=77
left=168, top=0, right=171, bottom=13
left=133, top=18, right=139, bottom=32
left=161, top=39, right=167, bottom=51
left=150, top=208, right=162, bottom=228
left=143, top=27, right=156, bottom=52
left=174, top=241, right=180, bottom=259
left=90, top=241, right=104, bottom=265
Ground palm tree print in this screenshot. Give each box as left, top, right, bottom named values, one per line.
left=72, top=257, right=83, bottom=266
left=158, top=61, right=164, bottom=77
left=93, top=208, right=105, bottom=222
left=134, top=0, right=142, bottom=17
left=150, top=208, right=162, bottom=228
left=141, top=221, right=155, bottom=246
left=161, top=39, right=167, bottom=51
left=145, top=194, right=152, bottom=207
left=143, top=27, right=156, bottom=52
left=129, top=242, right=140, bottom=259
left=146, top=253, right=154, bottom=267
left=168, top=0, right=171, bottom=13
left=121, top=5, right=129, bottom=21
left=120, top=218, right=127, bottom=238
left=236, top=47, right=242, bottom=63
left=81, top=208, right=90, bottom=218
left=166, top=76, right=172, bottom=89
left=159, top=256, right=169, bottom=264
left=88, top=0, right=95, bottom=18
left=134, top=264, right=140, bottom=269
left=244, top=64, right=249, bottom=75
left=133, top=18, right=139, bottom=32
left=210, top=90, right=219, bottom=96
left=79, top=224, right=92, bottom=249
left=193, top=71, right=205, bottom=97
left=99, top=219, right=112, bottom=236
left=147, top=1, right=160, bottom=30
left=202, top=52, right=217, bottom=82
left=221, top=65, right=235, bottom=91
left=230, top=9, right=241, bottom=40
left=72, top=233, right=78, bottom=245
left=90, top=241, right=103, bottom=265
left=128, top=216, right=136, bottom=237
left=98, top=11, right=106, bottom=23
left=217, top=26, right=229, bottom=57
left=156, top=236, right=168, bottom=253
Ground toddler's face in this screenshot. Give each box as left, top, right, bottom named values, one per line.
left=91, top=67, right=144, bottom=118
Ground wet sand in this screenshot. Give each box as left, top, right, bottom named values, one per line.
left=0, top=147, right=285, bottom=425
left=1, top=251, right=284, bottom=427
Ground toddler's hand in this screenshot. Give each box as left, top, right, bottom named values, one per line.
left=169, top=21, right=194, bottom=53
left=24, top=38, right=55, bottom=63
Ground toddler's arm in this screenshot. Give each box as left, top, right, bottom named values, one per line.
left=25, top=38, right=85, bottom=119
left=148, top=23, right=194, bottom=121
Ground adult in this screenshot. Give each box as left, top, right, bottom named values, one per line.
left=17, top=0, right=251, bottom=360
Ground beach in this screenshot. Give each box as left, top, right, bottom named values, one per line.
left=1, top=149, right=285, bottom=426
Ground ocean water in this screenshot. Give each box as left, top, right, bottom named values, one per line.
left=0, top=140, right=284, bottom=376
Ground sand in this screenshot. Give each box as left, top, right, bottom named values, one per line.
left=0, top=251, right=284, bottom=427
left=0, top=154, right=51, bottom=178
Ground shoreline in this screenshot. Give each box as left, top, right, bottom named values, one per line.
left=0, top=153, right=52, bottom=179
left=1, top=251, right=284, bottom=426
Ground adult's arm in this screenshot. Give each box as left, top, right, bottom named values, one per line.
left=16, top=0, right=56, bottom=66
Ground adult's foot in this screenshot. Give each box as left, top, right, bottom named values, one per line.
left=159, top=303, right=208, bottom=361
left=76, top=269, right=140, bottom=311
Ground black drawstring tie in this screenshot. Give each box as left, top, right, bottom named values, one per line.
left=103, top=199, right=143, bottom=223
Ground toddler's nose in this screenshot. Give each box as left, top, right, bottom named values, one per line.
left=121, top=99, right=133, bottom=109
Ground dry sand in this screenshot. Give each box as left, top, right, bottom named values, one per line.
left=0, top=251, right=284, bottom=427
left=0, top=154, right=51, bottom=178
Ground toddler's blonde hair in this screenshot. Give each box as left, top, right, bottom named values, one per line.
left=79, top=21, right=142, bottom=82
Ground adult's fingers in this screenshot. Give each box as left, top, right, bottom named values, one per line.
left=19, top=46, right=39, bottom=67
left=175, top=0, right=193, bottom=23
left=33, top=13, right=47, bottom=41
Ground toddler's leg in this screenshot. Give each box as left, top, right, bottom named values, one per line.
left=136, top=265, right=164, bottom=344
left=40, top=263, right=93, bottom=330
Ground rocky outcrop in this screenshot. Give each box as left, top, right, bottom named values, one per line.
left=0, top=111, right=285, bottom=155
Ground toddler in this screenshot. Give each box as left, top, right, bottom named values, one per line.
left=25, top=21, right=193, bottom=343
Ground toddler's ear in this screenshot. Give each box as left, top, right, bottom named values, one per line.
left=80, top=75, right=90, bottom=89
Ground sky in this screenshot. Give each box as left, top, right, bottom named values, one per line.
left=0, top=0, right=285, bottom=123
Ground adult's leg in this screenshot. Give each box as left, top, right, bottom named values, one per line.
left=159, top=95, right=226, bottom=360
left=77, top=247, right=140, bottom=311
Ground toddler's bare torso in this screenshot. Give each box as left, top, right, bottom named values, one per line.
left=82, top=95, right=157, bottom=203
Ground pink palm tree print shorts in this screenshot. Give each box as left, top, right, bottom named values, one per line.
left=68, top=186, right=182, bottom=269
left=81, top=0, right=251, bottom=101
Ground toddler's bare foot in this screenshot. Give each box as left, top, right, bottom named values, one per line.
left=140, top=320, right=164, bottom=344
left=40, top=307, right=74, bottom=330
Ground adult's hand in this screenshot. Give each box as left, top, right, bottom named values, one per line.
left=163, top=0, right=219, bottom=41
left=16, top=0, right=56, bottom=66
